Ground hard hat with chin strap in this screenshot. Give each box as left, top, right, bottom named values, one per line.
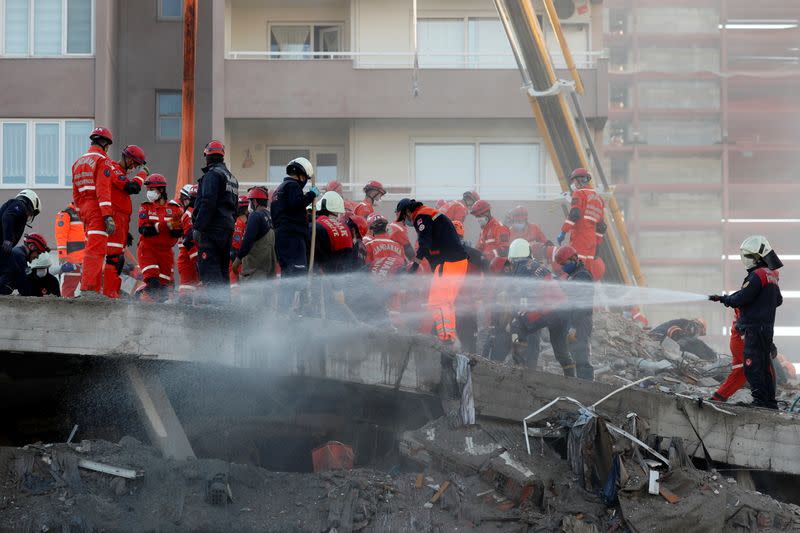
left=287, top=157, right=314, bottom=179
left=740, top=235, right=783, bottom=270
left=316, top=191, right=345, bottom=214
left=17, top=189, right=41, bottom=217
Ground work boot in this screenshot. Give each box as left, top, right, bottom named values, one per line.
left=561, top=364, right=576, bottom=378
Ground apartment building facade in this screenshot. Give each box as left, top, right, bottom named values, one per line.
left=0, top=0, right=607, bottom=244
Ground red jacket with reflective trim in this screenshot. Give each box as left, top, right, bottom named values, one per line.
left=365, top=237, right=405, bottom=265
left=72, top=146, right=114, bottom=218
left=314, top=215, right=354, bottom=272
left=561, top=188, right=605, bottom=257
left=231, top=216, right=247, bottom=251
left=477, top=217, right=511, bottom=260
left=108, top=160, right=146, bottom=216
left=353, top=201, right=374, bottom=218
left=510, top=223, right=547, bottom=245
left=138, top=200, right=182, bottom=248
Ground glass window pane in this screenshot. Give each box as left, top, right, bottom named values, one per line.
left=270, top=25, right=311, bottom=59
left=269, top=149, right=309, bottom=181
left=316, top=153, right=338, bottom=182
left=160, top=0, right=182, bottom=19
left=67, top=0, right=92, bottom=54
left=4, top=0, right=29, bottom=54
left=65, top=120, right=92, bottom=185
left=34, top=0, right=62, bottom=56
left=158, top=92, right=182, bottom=116
left=415, top=144, right=474, bottom=199
left=159, top=117, right=181, bottom=140
left=418, top=19, right=465, bottom=68
left=479, top=144, right=541, bottom=200
left=35, top=123, right=60, bottom=184
left=2, top=123, right=27, bottom=185
left=314, top=26, right=340, bottom=53
left=467, top=19, right=514, bottom=68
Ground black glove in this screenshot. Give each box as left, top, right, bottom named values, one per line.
left=408, top=261, right=420, bottom=273
left=708, top=295, right=723, bottom=302
left=124, top=181, right=142, bottom=194
left=126, top=232, right=134, bottom=247
left=182, top=235, right=194, bottom=249
left=1, top=240, right=12, bottom=255
left=169, top=228, right=183, bottom=238
left=139, top=225, right=158, bottom=237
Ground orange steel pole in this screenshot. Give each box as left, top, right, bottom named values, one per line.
left=174, top=0, right=197, bottom=198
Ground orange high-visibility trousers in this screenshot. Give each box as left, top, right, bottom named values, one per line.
left=712, top=328, right=746, bottom=401
left=428, top=259, right=468, bottom=342
left=80, top=213, right=108, bottom=293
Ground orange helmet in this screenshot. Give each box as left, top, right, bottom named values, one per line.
left=24, top=233, right=50, bottom=254
left=367, top=212, right=388, bottom=233
left=470, top=199, right=492, bottom=218
left=121, top=145, right=146, bottom=165
left=89, top=126, right=113, bottom=144
left=555, top=245, right=578, bottom=265
left=144, top=173, right=168, bottom=189
left=247, top=186, right=269, bottom=201
left=326, top=180, right=343, bottom=194
left=238, top=195, right=249, bottom=208
left=508, top=205, right=529, bottom=223
left=203, top=140, right=225, bottom=157
left=445, top=201, right=467, bottom=222
left=462, top=190, right=480, bottom=206
left=364, top=180, right=386, bottom=195
left=569, top=168, right=592, bottom=189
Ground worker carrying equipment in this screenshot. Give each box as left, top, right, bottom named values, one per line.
left=555, top=245, right=595, bottom=380
left=177, top=184, right=200, bottom=301
left=396, top=198, right=468, bottom=346
left=558, top=168, right=606, bottom=281
left=72, top=126, right=116, bottom=293
left=54, top=202, right=85, bottom=297
left=471, top=200, right=511, bottom=260
left=709, top=235, right=783, bottom=409
left=354, top=180, right=386, bottom=218
left=137, top=174, right=183, bottom=302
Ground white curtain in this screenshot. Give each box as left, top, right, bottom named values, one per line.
left=2, top=124, right=27, bottom=185
left=35, top=0, right=62, bottom=56
left=35, top=123, right=60, bottom=184
left=415, top=144, right=475, bottom=199
left=479, top=144, right=541, bottom=200
left=4, top=0, right=29, bottom=54
left=271, top=26, right=311, bottom=59
left=65, top=121, right=92, bottom=185
left=67, top=0, right=92, bottom=54
left=418, top=19, right=465, bottom=68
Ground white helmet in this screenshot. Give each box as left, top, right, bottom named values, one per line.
left=740, top=235, right=783, bottom=270
left=316, top=191, right=346, bottom=215
left=17, top=189, right=41, bottom=217
left=29, top=252, right=53, bottom=270
left=508, top=238, right=531, bottom=260
left=287, top=157, right=314, bottom=179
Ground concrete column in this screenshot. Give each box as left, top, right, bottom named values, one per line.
left=211, top=0, right=226, bottom=140
left=94, top=0, right=118, bottom=130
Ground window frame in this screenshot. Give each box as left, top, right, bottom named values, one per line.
left=0, top=118, right=94, bottom=189
left=266, top=22, right=344, bottom=59
left=156, top=90, right=182, bottom=142
left=157, top=0, right=182, bottom=22
left=411, top=138, right=547, bottom=200
left=262, top=146, right=345, bottom=186
left=0, top=0, right=95, bottom=57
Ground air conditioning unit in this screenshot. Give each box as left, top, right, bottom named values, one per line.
left=552, top=0, right=592, bottom=24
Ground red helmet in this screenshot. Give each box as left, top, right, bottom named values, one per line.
left=364, top=180, right=386, bottom=195
left=569, top=168, right=592, bottom=188
left=452, top=220, right=465, bottom=237
left=326, top=180, right=343, bottom=194
left=470, top=199, right=492, bottom=218
left=367, top=212, right=388, bottom=232
left=462, top=190, right=480, bottom=206
left=24, top=233, right=49, bottom=254
left=121, top=145, right=146, bottom=165
left=489, top=256, right=509, bottom=274
left=238, top=195, right=249, bottom=208
left=555, top=245, right=578, bottom=265
left=144, top=173, right=168, bottom=189
left=203, top=140, right=225, bottom=157
left=247, top=186, right=269, bottom=201
left=508, top=205, right=529, bottom=223
left=435, top=199, right=447, bottom=210
left=345, top=214, right=369, bottom=239
left=444, top=201, right=467, bottom=222
left=89, top=126, right=113, bottom=144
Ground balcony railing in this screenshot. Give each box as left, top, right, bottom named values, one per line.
left=226, top=50, right=603, bottom=70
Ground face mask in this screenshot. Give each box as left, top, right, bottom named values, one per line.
left=147, top=190, right=161, bottom=202
left=570, top=183, right=578, bottom=193
left=35, top=269, right=47, bottom=278
left=561, top=261, right=578, bottom=275
left=512, top=223, right=525, bottom=233
left=740, top=253, right=758, bottom=270
left=372, top=197, right=382, bottom=206
left=479, top=217, right=490, bottom=228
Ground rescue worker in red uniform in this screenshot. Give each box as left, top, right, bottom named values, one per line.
left=443, top=201, right=467, bottom=224
left=471, top=200, right=511, bottom=261
left=103, top=145, right=147, bottom=298
left=177, top=184, right=200, bottom=301
left=557, top=168, right=607, bottom=281
left=341, top=213, right=368, bottom=267
left=54, top=202, right=85, bottom=297
left=364, top=213, right=405, bottom=266
left=387, top=220, right=415, bottom=261
left=71, top=127, right=116, bottom=294
left=325, top=179, right=358, bottom=213
left=229, top=195, right=249, bottom=291
left=508, top=205, right=548, bottom=244
left=396, top=198, right=468, bottom=346
left=353, top=180, right=386, bottom=218
left=313, top=191, right=355, bottom=273
left=137, top=174, right=183, bottom=301
left=462, top=191, right=480, bottom=210
left=710, top=235, right=783, bottom=409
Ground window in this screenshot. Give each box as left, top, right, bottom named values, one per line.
left=267, top=148, right=342, bottom=182
left=418, top=17, right=515, bottom=68
left=0, top=119, right=93, bottom=187
left=157, top=91, right=182, bottom=141
left=269, top=24, right=341, bottom=59
left=158, top=0, right=182, bottom=20
left=414, top=142, right=543, bottom=200
left=2, top=0, right=93, bottom=56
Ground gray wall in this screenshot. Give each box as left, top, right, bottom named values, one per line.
left=0, top=59, right=95, bottom=118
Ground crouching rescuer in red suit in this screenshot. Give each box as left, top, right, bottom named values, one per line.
left=557, top=168, right=606, bottom=281
left=72, top=127, right=116, bottom=294
left=137, top=174, right=183, bottom=301
left=103, top=145, right=147, bottom=298
left=177, top=184, right=200, bottom=300
left=710, top=235, right=783, bottom=409
left=396, top=198, right=468, bottom=347
left=470, top=200, right=511, bottom=261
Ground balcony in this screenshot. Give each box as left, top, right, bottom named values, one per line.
left=223, top=53, right=608, bottom=120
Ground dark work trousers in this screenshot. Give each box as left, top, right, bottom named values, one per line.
left=516, top=313, right=575, bottom=375
left=275, top=230, right=308, bottom=311
left=741, top=325, right=778, bottom=409
left=197, top=231, right=232, bottom=303
left=569, top=309, right=594, bottom=380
